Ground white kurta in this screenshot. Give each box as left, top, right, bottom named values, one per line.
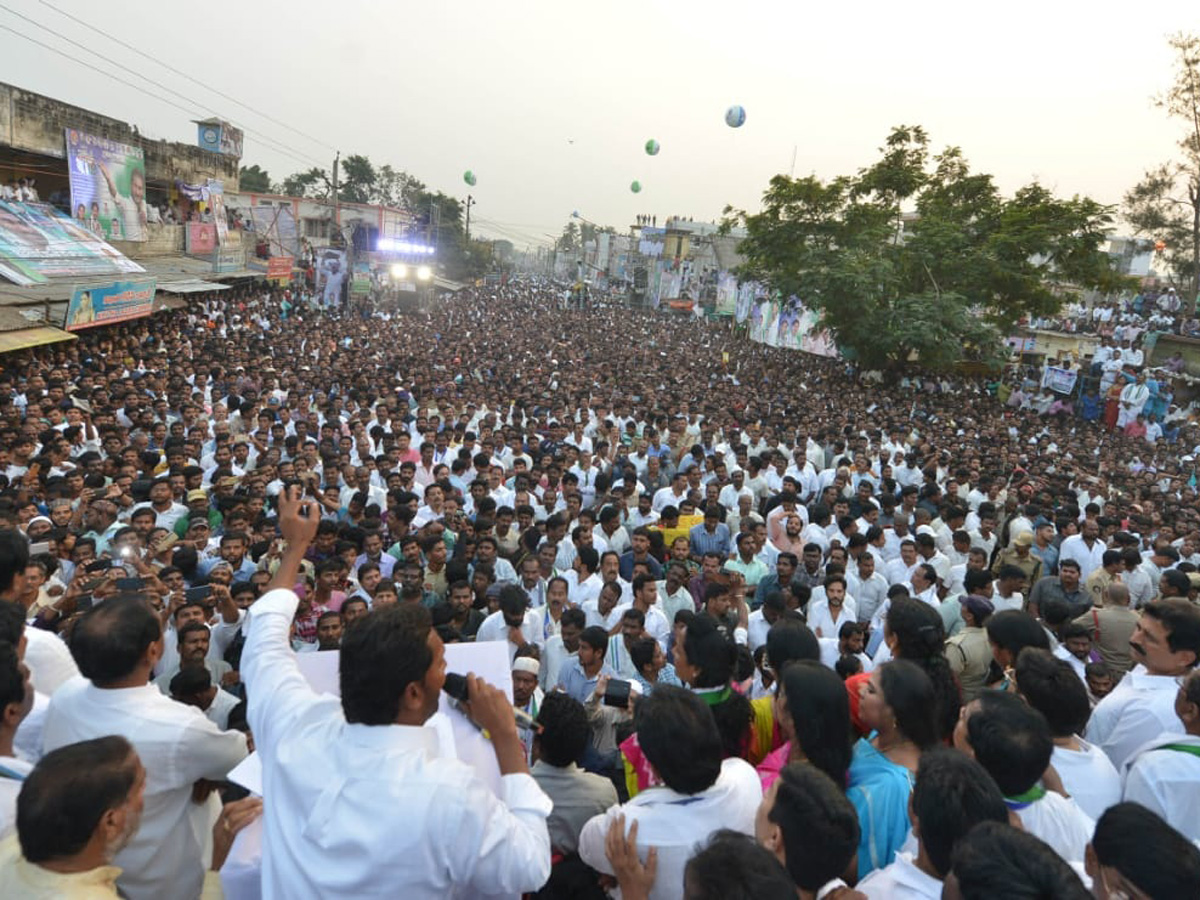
left=241, top=588, right=553, bottom=899
left=1013, top=792, right=1095, bottom=864
left=1122, top=732, right=1200, bottom=842
left=1051, top=739, right=1122, bottom=821
left=1117, top=382, right=1150, bottom=428
left=858, top=851, right=943, bottom=899
left=1085, top=666, right=1182, bottom=769
left=578, top=758, right=762, bottom=900
left=43, top=678, right=248, bottom=900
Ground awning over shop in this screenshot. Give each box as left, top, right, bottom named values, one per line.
left=211, top=269, right=266, bottom=280
left=0, top=323, right=75, bottom=353
left=157, top=279, right=230, bottom=294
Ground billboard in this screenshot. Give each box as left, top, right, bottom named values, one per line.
left=195, top=120, right=244, bottom=158
left=65, top=129, right=148, bottom=242
left=267, top=256, right=294, bottom=281
left=351, top=260, right=371, bottom=295
left=747, top=295, right=837, bottom=358
left=64, top=279, right=157, bottom=331
left=213, top=245, right=245, bottom=274
left=185, top=223, right=218, bottom=255
left=0, top=201, right=145, bottom=287
left=208, top=181, right=228, bottom=245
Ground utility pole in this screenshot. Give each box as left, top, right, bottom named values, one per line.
left=464, top=194, right=475, bottom=243
left=331, top=151, right=340, bottom=244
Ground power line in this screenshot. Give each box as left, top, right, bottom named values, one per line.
left=38, top=0, right=337, bottom=155
left=472, top=218, right=553, bottom=247
left=0, top=5, right=327, bottom=169
left=0, top=9, right=328, bottom=170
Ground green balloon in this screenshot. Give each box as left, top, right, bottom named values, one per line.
left=645, top=139, right=660, bottom=156
left=463, top=171, right=476, bottom=186
left=630, top=180, right=642, bottom=193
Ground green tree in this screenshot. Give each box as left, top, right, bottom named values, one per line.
left=1124, top=32, right=1200, bottom=306
left=339, top=154, right=377, bottom=204
left=724, top=127, right=1120, bottom=371
left=238, top=164, right=271, bottom=193
left=556, top=221, right=579, bottom=252
left=280, top=167, right=331, bottom=200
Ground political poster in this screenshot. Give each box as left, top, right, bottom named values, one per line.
left=315, top=248, right=346, bottom=306
left=65, top=129, right=148, bottom=242
left=267, top=256, right=294, bottom=281
left=64, top=278, right=157, bottom=331
left=0, top=201, right=144, bottom=286
left=1041, top=365, right=1078, bottom=395
left=185, top=223, right=218, bottom=255
left=213, top=245, right=245, bottom=274
left=715, top=272, right=738, bottom=316
left=208, top=180, right=229, bottom=245
left=351, top=260, right=371, bottom=295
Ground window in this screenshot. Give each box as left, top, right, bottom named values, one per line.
left=303, top=217, right=330, bottom=239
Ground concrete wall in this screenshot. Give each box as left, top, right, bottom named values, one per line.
left=1148, top=333, right=1200, bottom=375
left=109, top=224, right=183, bottom=258
left=1015, top=329, right=1102, bottom=362
left=0, top=82, right=238, bottom=189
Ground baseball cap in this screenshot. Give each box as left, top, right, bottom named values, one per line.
left=186, top=489, right=208, bottom=503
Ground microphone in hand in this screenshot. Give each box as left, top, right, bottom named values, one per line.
left=443, top=672, right=540, bottom=735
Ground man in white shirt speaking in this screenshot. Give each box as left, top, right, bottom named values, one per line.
left=241, top=487, right=552, bottom=898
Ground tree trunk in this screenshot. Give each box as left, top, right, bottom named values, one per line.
left=1193, top=184, right=1200, bottom=312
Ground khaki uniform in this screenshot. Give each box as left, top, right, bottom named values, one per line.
left=946, top=626, right=993, bottom=703
left=1074, top=605, right=1140, bottom=679
left=1084, top=568, right=1120, bottom=609
left=991, top=547, right=1042, bottom=585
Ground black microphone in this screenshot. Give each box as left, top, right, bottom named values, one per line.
left=443, top=672, right=541, bottom=732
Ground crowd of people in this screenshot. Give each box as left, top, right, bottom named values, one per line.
left=1030, top=287, right=1197, bottom=338
left=0, top=276, right=1199, bottom=898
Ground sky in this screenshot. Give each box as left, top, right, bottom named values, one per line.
left=0, top=0, right=1196, bottom=249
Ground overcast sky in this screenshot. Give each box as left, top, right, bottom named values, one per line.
left=1, top=0, right=1196, bottom=248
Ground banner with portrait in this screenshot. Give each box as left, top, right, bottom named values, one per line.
left=64, top=279, right=157, bottom=331
left=715, top=272, right=738, bottom=316
left=746, top=293, right=838, bottom=358
left=65, top=129, right=148, bottom=242
left=315, top=248, right=346, bottom=306
left=208, top=180, right=228, bottom=245
left=0, top=201, right=144, bottom=286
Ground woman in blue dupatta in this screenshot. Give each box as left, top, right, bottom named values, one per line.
left=847, top=660, right=939, bottom=879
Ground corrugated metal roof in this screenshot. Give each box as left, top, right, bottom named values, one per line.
left=0, top=254, right=219, bottom=307
left=0, top=322, right=75, bottom=352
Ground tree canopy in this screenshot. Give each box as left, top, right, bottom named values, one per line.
left=724, top=126, right=1120, bottom=371
left=1124, top=32, right=1200, bottom=306
left=238, top=164, right=271, bottom=193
